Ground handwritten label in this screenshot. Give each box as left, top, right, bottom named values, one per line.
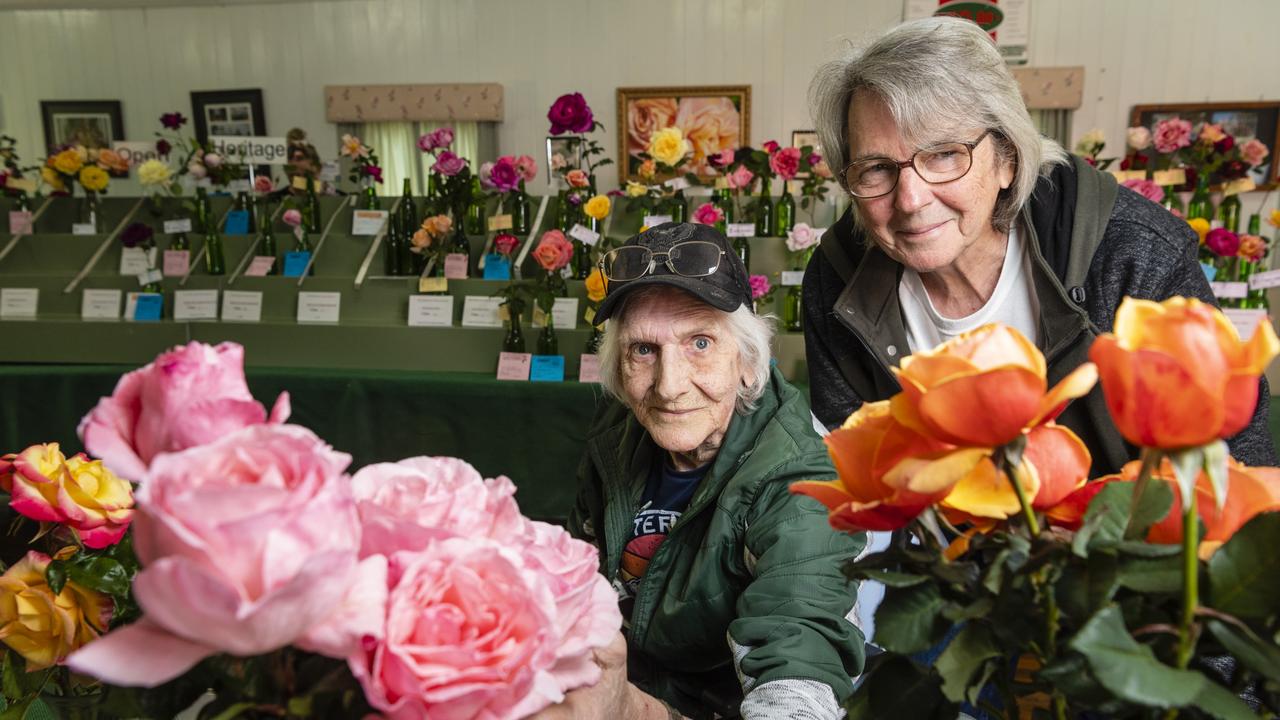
left=1211, top=281, right=1249, bottom=299
left=117, top=247, right=148, bottom=276
left=4, top=178, right=37, bottom=193
left=132, top=293, right=163, bottom=322
left=726, top=223, right=754, bottom=238
left=163, top=218, right=192, bottom=234
left=224, top=210, right=251, bottom=235
left=1223, top=308, right=1270, bottom=339
left=482, top=254, right=512, bottom=280
left=296, top=291, right=341, bottom=323
left=221, top=290, right=263, bottom=322
left=497, top=352, right=532, bottom=381
left=173, top=289, right=219, bottom=320
left=72, top=223, right=96, bottom=236
left=162, top=250, right=190, bottom=277
left=532, top=298, right=580, bottom=330
left=1152, top=169, right=1187, bottom=187
left=408, top=295, right=455, bottom=327
left=207, top=136, right=291, bottom=165
left=664, top=177, right=691, bottom=191
left=781, top=271, right=805, bottom=286
left=642, top=215, right=673, bottom=228
left=8, top=211, right=33, bottom=234
left=282, top=251, right=312, bottom=277
left=1110, top=170, right=1147, bottom=182
left=462, top=296, right=504, bottom=328
left=0, top=288, right=38, bottom=319
left=569, top=223, right=600, bottom=246
left=137, top=268, right=164, bottom=286
left=1248, top=269, right=1280, bottom=290
left=352, top=210, right=389, bottom=235
left=244, top=256, right=277, bottom=276
left=487, top=214, right=513, bottom=231
left=444, top=253, right=469, bottom=279
left=530, top=355, right=566, bottom=382
left=578, top=353, right=601, bottom=383
left=227, top=179, right=252, bottom=193
left=418, top=276, right=449, bottom=293
left=81, top=289, right=122, bottom=320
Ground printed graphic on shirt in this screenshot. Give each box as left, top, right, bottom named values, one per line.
left=618, top=507, right=682, bottom=622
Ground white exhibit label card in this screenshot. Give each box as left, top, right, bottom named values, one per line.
left=81, top=289, right=122, bottom=320
left=352, top=210, right=389, bottom=236
left=781, top=271, right=805, bottom=286
left=297, top=291, right=341, bottom=323
left=1210, top=281, right=1249, bottom=299
left=727, top=223, right=754, bottom=238
left=408, top=295, right=454, bottom=327
left=1223, top=308, right=1270, bottom=340
left=569, top=223, right=600, bottom=246
left=1248, top=269, right=1280, bottom=290
left=461, top=296, right=504, bottom=328
left=221, top=290, right=264, bottom=322
left=0, top=288, right=38, bottom=319
left=533, top=298, right=580, bottom=329
left=642, top=215, right=673, bottom=227
left=173, top=289, right=220, bottom=320
left=163, top=218, right=193, bottom=234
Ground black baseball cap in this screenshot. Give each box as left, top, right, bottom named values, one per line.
left=593, top=222, right=752, bottom=323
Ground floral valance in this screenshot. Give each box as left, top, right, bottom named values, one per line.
left=324, top=83, right=504, bottom=123
left=1011, top=66, right=1084, bottom=110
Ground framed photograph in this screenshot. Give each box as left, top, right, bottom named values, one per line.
left=190, top=89, right=266, bottom=144
left=1130, top=101, right=1280, bottom=189
left=545, top=136, right=583, bottom=184
left=40, top=100, right=124, bottom=153
left=616, top=85, right=751, bottom=182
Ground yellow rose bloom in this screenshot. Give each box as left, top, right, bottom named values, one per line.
left=52, top=149, right=84, bottom=175
left=625, top=181, right=649, bottom=198
left=1268, top=209, right=1280, bottom=229
left=79, top=165, right=109, bottom=193
left=648, top=127, right=691, bottom=167
left=40, top=166, right=65, bottom=192
left=585, top=268, right=607, bottom=303
left=138, top=159, right=173, bottom=187
left=583, top=195, right=611, bottom=221
left=1187, top=217, right=1211, bottom=246
left=0, top=551, right=111, bottom=670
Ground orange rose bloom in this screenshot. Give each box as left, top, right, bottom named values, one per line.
left=891, top=324, right=1097, bottom=448
left=1090, top=296, right=1280, bottom=449
left=95, top=149, right=129, bottom=174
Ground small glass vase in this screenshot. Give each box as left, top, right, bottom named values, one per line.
left=503, top=302, right=526, bottom=352
left=783, top=285, right=803, bottom=332
left=537, top=319, right=559, bottom=355
left=362, top=178, right=380, bottom=210
left=79, top=191, right=101, bottom=232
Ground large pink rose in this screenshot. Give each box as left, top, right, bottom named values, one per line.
left=533, top=230, right=574, bottom=272
left=673, top=97, right=741, bottom=174
left=627, top=98, right=678, bottom=158
left=770, top=147, right=802, bottom=180
left=514, top=154, right=539, bottom=182
left=351, top=456, right=528, bottom=558
left=1121, top=178, right=1166, bottom=203
left=1153, top=118, right=1193, bottom=154
left=67, top=425, right=365, bottom=687
left=432, top=151, right=467, bottom=177
left=78, top=342, right=290, bottom=481
left=1241, top=138, right=1270, bottom=167
left=727, top=165, right=755, bottom=190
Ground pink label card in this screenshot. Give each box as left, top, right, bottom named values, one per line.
left=578, top=354, right=601, bottom=383
left=444, top=253, right=469, bottom=279
left=244, top=256, right=277, bottom=277
left=162, top=250, right=190, bottom=277
left=496, top=352, right=532, bottom=381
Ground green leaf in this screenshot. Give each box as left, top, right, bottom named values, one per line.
left=874, top=583, right=945, bottom=654
left=933, top=624, right=1000, bottom=703
left=1073, top=482, right=1133, bottom=556
left=1205, top=619, right=1280, bottom=684
left=847, top=569, right=927, bottom=588
left=1069, top=606, right=1254, bottom=718
left=66, top=557, right=129, bottom=597
left=1, top=652, right=23, bottom=703
left=1058, top=551, right=1119, bottom=618
left=0, top=698, right=31, bottom=720
left=1115, top=539, right=1180, bottom=558
left=1208, top=512, right=1280, bottom=619
left=1127, top=479, right=1174, bottom=540
left=43, top=561, right=67, bottom=598
left=1116, top=554, right=1182, bottom=594
left=202, top=701, right=257, bottom=720
left=844, top=656, right=953, bottom=720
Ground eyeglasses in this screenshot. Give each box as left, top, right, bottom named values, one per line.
left=840, top=129, right=994, bottom=199
left=599, top=241, right=726, bottom=282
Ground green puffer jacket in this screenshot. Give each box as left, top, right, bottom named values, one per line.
left=567, top=368, right=866, bottom=718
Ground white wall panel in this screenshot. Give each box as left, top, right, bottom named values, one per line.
left=1, top=0, right=1278, bottom=204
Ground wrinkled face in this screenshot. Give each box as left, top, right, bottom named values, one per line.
left=845, top=91, right=1014, bottom=273
left=618, top=288, right=746, bottom=465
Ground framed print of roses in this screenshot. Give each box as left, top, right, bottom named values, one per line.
left=616, top=85, right=750, bottom=182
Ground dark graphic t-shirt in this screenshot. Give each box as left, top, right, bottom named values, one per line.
left=617, top=459, right=707, bottom=624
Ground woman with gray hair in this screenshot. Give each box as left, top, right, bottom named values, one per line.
left=802, top=15, right=1275, bottom=472
left=541, top=222, right=866, bottom=720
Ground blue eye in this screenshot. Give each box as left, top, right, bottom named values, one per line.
left=634, top=344, right=653, bottom=356
left=693, top=337, right=710, bottom=350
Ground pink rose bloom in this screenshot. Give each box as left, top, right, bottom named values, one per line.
left=566, top=169, right=589, bottom=188
left=351, top=457, right=528, bottom=558
left=762, top=140, right=780, bottom=155
left=807, top=152, right=822, bottom=168
left=416, top=133, right=435, bottom=153
left=550, top=153, right=566, bottom=171
left=67, top=424, right=367, bottom=687
left=709, top=148, right=735, bottom=168
left=515, top=155, right=538, bottom=182
left=253, top=175, right=274, bottom=194
left=186, top=160, right=207, bottom=179
left=77, top=342, right=290, bottom=481
left=429, top=127, right=455, bottom=151
left=673, top=97, right=741, bottom=174
left=493, top=232, right=520, bottom=256
left=693, top=202, right=724, bottom=225
left=478, top=162, right=496, bottom=190
left=1153, top=118, right=1193, bottom=154
left=488, top=158, right=520, bottom=193
left=432, top=151, right=467, bottom=177
left=813, top=159, right=833, bottom=179
left=786, top=223, right=820, bottom=252
left=533, top=230, right=574, bottom=272
left=548, top=93, right=595, bottom=135
left=1121, top=178, right=1166, bottom=203
left=728, top=165, right=755, bottom=190
left=770, top=147, right=802, bottom=180
left=1241, top=138, right=1270, bottom=167
left=749, top=274, right=771, bottom=300
left=1127, top=126, right=1152, bottom=151
left=1238, top=234, right=1268, bottom=262
left=627, top=98, right=678, bottom=157
left=283, top=209, right=302, bottom=227
left=203, top=153, right=222, bottom=169
left=1206, top=227, right=1241, bottom=257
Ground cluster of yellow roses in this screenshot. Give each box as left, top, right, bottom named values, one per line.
left=42, top=145, right=125, bottom=194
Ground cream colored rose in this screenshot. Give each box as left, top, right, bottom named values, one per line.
left=627, top=98, right=678, bottom=159
left=673, top=97, right=740, bottom=174
left=138, top=159, right=173, bottom=187
left=625, top=181, right=649, bottom=198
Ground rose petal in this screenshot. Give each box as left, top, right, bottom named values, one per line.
left=65, top=618, right=214, bottom=688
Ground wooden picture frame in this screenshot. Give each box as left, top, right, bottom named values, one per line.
left=190, top=88, right=266, bottom=145
left=1129, top=101, right=1280, bottom=189
left=616, top=85, right=751, bottom=182
left=39, top=100, right=124, bottom=154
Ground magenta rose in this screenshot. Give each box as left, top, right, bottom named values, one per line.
left=159, top=112, right=186, bottom=130
left=709, top=148, right=735, bottom=168
left=514, top=155, right=538, bottom=182
left=728, top=165, right=755, bottom=190
left=547, top=92, right=595, bottom=135
left=770, top=147, right=802, bottom=180
left=283, top=208, right=302, bottom=227
left=78, top=342, right=290, bottom=481
left=1121, top=178, right=1165, bottom=203
left=67, top=425, right=366, bottom=687
left=154, top=139, right=172, bottom=157
left=1153, top=118, right=1193, bottom=154
left=693, top=202, right=724, bottom=225
left=749, top=274, right=771, bottom=300
left=433, top=151, right=467, bottom=177
left=429, top=127, right=454, bottom=150
left=494, top=232, right=520, bottom=256
left=416, top=133, right=435, bottom=153
left=762, top=140, right=780, bottom=154
left=488, top=158, right=520, bottom=193
left=363, top=165, right=384, bottom=184
left=1206, top=228, right=1240, bottom=257
left=1241, top=138, right=1270, bottom=167
left=253, top=175, right=274, bottom=194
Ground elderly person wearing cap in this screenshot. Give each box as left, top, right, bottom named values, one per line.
left=802, top=16, right=1275, bottom=471
left=548, top=222, right=864, bottom=720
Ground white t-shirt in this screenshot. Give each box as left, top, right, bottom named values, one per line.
left=898, top=224, right=1040, bottom=353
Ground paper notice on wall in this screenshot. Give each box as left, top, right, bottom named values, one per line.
left=903, top=0, right=1029, bottom=63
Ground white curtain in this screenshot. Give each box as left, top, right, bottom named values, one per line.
left=1029, top=109, right=1071, bottom=149
left=348, top=121, right=480, bottom=194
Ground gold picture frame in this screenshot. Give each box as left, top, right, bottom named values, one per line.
left=616, top=85, right=751, bottom=183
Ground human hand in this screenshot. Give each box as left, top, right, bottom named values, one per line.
left=524, top=631, right=672, bottom=719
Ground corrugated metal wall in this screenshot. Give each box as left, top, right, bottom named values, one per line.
left=1, top=0, right=1278, bottom=202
